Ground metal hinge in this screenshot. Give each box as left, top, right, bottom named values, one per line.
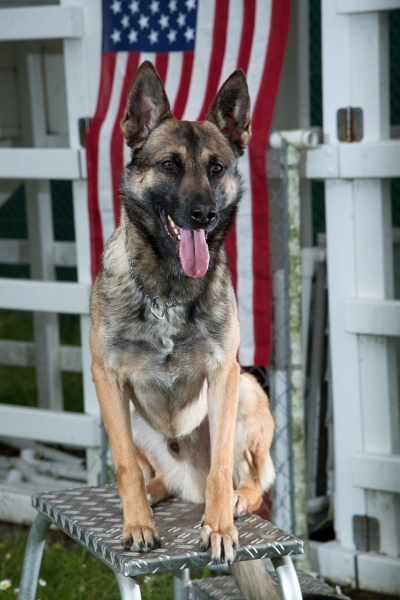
left=337, top=107, right=363, bottom=142
left=353, top=515, right=380, bottom=552
left=78, top=117, right=93, bottom=148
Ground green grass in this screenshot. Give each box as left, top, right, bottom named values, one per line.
left=0, top=310, right=83, bottom=412
left=0, top=527, right=218, bottom=599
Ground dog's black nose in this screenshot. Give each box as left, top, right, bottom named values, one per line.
left=191, top=206, right=217, bottom=226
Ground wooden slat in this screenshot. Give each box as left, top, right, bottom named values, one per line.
left=0, top=340, right=82, bottom=372
left=352, top=453, right=400, bottom=494
left=337, top=0, right=400, bottom=13
left=306, top=141, right=400, bottom=180
left=345, top=299, right=400, bottom=336
left=0, top=240, right=77, bottom=267
left=0, top=279, right=91, bottom=315
left=0, top=149, right=83, bottom=180
left=0, top=6, right=83, bottom=41
left=0, top=404, right=100, bottom=447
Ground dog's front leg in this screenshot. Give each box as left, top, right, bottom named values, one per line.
left=201, top=360, right=240, bottom=565
left=92, top=362, right=160, bottom=551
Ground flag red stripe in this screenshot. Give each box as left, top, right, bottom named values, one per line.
left=110, top=53, right=141, bottom=230
left=197, top=0, right=229, bottom=120
left=87, top=52, right=117, bottom=281
left=249, top=0, right=290, bottom=365
left=155, top=52, right=169, bottom=84
left=236, top=0, right=255, bottom=73
left=225, top=0, right=257, bottom=296
left=173, top=51, right=194, bottom=120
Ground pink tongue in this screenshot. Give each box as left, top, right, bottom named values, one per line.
left=178, top=228, right=209, bottom=278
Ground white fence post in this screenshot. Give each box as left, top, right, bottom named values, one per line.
left=62, top=0, right=102, bottom=485
left=23, top=46, right=63, bottom=411
left=314, top=0, right=400, bottom=588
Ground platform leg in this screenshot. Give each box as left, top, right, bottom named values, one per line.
left=18, top=513, right=51, bottom=600
left=270, top=556, right=302, bottom=600
left=173, top=567, right=190, bottom=600
left=114, top=572, right=142, bottom=600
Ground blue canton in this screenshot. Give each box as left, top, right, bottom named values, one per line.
left=102, top=0, right=198, bottom=53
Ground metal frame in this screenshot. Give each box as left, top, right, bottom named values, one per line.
left=18, top=512, right=302, bottom=600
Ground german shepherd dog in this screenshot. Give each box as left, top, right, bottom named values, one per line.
left=90, top=61, right=278, bottom=599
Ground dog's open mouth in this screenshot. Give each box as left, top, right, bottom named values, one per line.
left=162, top=212, right=209, bottom=278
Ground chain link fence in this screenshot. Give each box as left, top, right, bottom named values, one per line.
left=266, top=143, right=295, bottom=534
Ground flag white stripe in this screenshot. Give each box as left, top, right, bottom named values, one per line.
left=99, top=51, right=128, bottom=245
left=236, top=0, right=273, bottom=363
left=237, top=153, right=255, bottom=365
left=139, top=52, right=156, bottom=66
left=218, top=0, right=243, bottom=88
left=164, top=52, right=184, bottom=112
left=247, top=0, right=272, bottom=116
left=182, top=0, right=215, bottom=121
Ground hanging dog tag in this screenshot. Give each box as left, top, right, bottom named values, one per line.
left=150, top=297, right=165, bottom=320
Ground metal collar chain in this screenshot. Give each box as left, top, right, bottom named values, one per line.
left=127, top=254, right=182, bottom=320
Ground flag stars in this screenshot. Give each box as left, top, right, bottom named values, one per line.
left=149, top=0, right=160, bottom=14
left=128, top=28, right=138, bottom=43
left=110, top=0, right=122, bottom=14
left=185, top=0, right=196, bottom=11
left=110, top=28, right=121, bottom=43
left=168, top=0, right=177, bottom=13
left=167, top=28, right=177, bottom=43
left=121, top=14, right=130, bottom=29
left=158, top=13, right=169, bottom=29
left=176, top=12, right=186, bottom=27
left=148, top=29, right=159, bottom=45
left=138, top=13, right=149, bottom=29
left=184, top=26, right=195, bottom=42
left=129, top=0, right=139, bottom=14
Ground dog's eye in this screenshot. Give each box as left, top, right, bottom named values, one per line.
left=211, top=164, right=223, bottom=174
left=162, top=160, right=175, bottom=171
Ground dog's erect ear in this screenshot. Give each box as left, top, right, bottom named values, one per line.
left=121, top=61, right=172, bottom=148
left=206, top=70, right=251, bottom=155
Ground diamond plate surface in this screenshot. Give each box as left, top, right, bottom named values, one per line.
left=32, top=483, right=303, bottom=577
left=191, top=572, right=351, bottom=599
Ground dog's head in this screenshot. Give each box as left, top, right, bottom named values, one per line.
left=120, top=60, right=251, bottom=279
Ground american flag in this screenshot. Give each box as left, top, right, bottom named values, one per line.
left=86, top=0, right=290, bottom=366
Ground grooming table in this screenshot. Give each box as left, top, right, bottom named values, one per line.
left=18, top=483, right=305, bottom=599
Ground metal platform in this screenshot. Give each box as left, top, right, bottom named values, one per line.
left=19, top=483, right=305, bottom=599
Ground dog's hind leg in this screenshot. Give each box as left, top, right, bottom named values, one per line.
left=133, top=442, right=155, bottom=484
left=233, top=448, right=264, bottom=518
left=146, top=474, right=171, bottom=506
left=91, top=362, right=160, bottom=551
left=233, top=373, right=276, bottom=519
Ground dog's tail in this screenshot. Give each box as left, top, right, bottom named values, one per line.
left=231, top=559, right=281, bottom=600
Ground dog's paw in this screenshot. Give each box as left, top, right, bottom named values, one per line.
left=122, top=522, right=161, bottom=552
left=233, top=491, right=250, bottom=519
left=199, top=520, right=239, bottom=566
left=146, top=490, right=155, bottom=507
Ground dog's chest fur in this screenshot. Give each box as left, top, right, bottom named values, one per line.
left=97, top=249, right=231, bottom=438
